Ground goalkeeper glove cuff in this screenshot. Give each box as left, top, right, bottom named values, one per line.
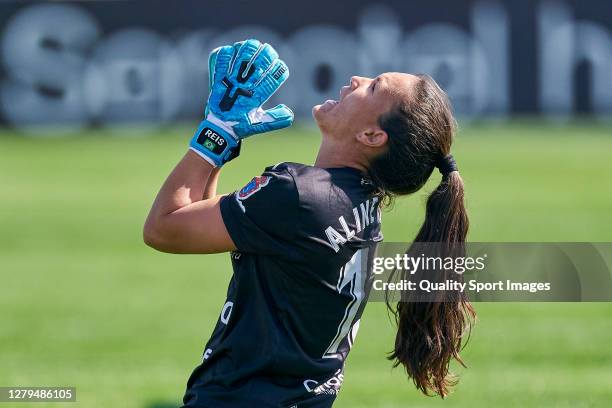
left=188, top=113, right=241, bottom=167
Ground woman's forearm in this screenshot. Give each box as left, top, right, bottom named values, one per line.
left=203, top=167, right=221, bottom=200
left=144, top=150, right=215, bottom=233
left=143, top=149, right=236, bottom=254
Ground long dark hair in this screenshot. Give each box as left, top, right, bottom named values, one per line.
left=368, top=74, right=476, bottom=398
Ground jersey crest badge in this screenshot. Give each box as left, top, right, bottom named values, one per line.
left=235, top=175, right=271, bottom=213
left=238, top=176, right=271, bottom=200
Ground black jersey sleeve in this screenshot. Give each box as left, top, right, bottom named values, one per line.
left=219, top=163, right=301, bottom=258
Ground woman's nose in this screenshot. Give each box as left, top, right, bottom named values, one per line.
left=350, top=76, right=369, bottom=89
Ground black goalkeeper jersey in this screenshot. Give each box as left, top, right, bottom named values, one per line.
left=182, top=162, right=383, bottom=408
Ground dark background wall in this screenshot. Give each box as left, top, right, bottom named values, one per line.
left=0, top=0, right=610, bottom=130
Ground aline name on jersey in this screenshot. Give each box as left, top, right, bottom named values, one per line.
left=324, top=196, right=381, bottom=253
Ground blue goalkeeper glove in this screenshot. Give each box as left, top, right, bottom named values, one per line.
left=189, top=39, right=293, bottom=167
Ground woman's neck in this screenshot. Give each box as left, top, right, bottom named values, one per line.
left=314, top=136, right=368, bottom=172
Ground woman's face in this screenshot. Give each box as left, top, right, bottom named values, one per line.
left=312, top=72, right=418, bottom=140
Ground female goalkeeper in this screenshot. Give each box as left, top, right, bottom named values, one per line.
left=144, top=39, right=474, bottom=408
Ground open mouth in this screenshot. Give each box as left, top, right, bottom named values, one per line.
left=319, top=99, right=339, bottom=111
left=324, top=99, right=339, bottom=107
left=319, top=84, right=348, bottom=112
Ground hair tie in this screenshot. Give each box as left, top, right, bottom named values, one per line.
left=435, top=154, right=458, bottom=175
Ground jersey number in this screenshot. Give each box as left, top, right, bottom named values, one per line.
left=323, top=248, right=368, bottom=358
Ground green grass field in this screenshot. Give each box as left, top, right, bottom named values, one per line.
left=1, top=122, right=612, bottom=407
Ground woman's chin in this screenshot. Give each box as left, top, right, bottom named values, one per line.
left=312, top=104, right=322, bottom=116
left=312, top=107, right=332, bottom=134
left=312, top=104, right=325, bottom=121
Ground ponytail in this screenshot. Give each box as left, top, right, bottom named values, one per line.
left=367, top=74, right=476, bottom=398
left=387, top=171, right=475, bottom=398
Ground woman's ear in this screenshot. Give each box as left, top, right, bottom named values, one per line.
left=356, top=129, right=388, bottom=148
